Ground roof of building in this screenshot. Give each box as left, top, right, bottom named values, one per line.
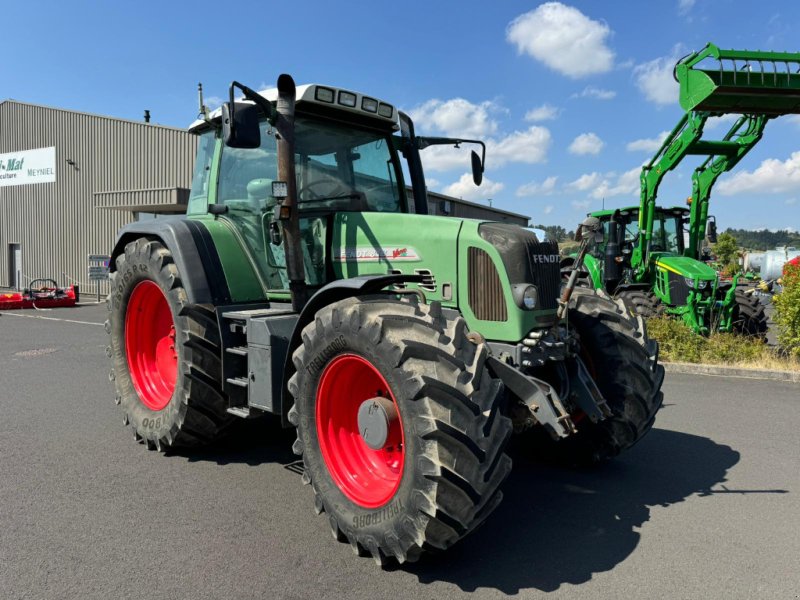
left=0, top=99, right=191, bottom=134
left=425, top=189, right=530, bottom=221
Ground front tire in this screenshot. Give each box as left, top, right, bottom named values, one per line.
left=731, top=289, right=768, bottom=339
left=564, top=289, right=665, bottom=464
left=107, top=238, right=234, bottom=450
left=287, top=297, right=512, bottom=564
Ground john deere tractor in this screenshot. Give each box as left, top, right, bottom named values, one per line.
left=565, top=43, right=800, bottom=336
left=107, top=74, right=663, bottom=564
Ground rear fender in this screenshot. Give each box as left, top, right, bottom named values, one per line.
left=110, top=218, right=231, bottom=305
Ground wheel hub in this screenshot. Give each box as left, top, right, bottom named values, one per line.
left=357, top=397, right=399, bottom=450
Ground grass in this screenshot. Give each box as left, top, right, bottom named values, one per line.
left=645, top=316, right=800, bottom=372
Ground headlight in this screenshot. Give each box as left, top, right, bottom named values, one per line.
left=697, top=279, right=708, bottom=290
left=685, top=277, right=709, bottom=290
left=684, top=277, right=695, bottom=289
left=512, top=284, right=538, bottom=310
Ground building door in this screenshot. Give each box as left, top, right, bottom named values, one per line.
left=9, top=244, right=21, bottom=289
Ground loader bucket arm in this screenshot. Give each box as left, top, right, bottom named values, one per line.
left=676, top=43, right=800, bottom=114
left=632, top=43, right=800, bottom=278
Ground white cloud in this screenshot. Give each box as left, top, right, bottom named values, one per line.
left=443, top=173, right=504, bottom=201
left=568, top=132, right=604, bottom=156
left=525, top=104, right=561, bottom=122
left=678, top=0, right=696, bottom=14
left=204, top=96, right=223, bottom=110
left=572, top=199, right=592, bottom=211
left=488, top=126, right=552, bottom=166
left=569, top=167, right=641, bottom=199
left=408, top=98, right=501, bottom=138
left=543, top=205, right=554, bottom=214
left=786, top=115, right=800, bottom=128
left=571, top=86, right=617, bottom=100
left=516, top=176, right=559, bottom=197
left=704, top=114, right=738, bottom=130
left=717, top=152, right=800, bottom=195
left=626, top=131, right=669, bottom=152
left=506, top=3, right=614, bottom=78
left=786, top=198, right=797, bottom=205
left=419, top=125, right=552, bottom=172
left=633, top=50, right=681, bottom=106
left=425, top=178, right=440, bottom=189
left=569, top=172, right=603, bottom=191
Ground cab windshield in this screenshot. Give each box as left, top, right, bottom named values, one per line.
left=651, top=213, right=683, bottom=254
left=216, top=116, right=405, bottom=214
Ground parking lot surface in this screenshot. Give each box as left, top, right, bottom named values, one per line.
left=1, top=304, right=798, bottom=599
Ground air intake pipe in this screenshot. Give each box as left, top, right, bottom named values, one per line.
left=274, top=74, right=309, bottom=312
left=604, top=210, right=621, bottom=290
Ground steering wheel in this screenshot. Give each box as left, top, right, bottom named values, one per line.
left=299, top=179, right=350, bottom=201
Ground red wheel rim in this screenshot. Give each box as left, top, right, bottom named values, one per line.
left=316, top=354, right=405, bottom=508
left=125, top=280, right=177, bottom=411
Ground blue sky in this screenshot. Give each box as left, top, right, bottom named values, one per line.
left=3, top=0, right=800, bottom=231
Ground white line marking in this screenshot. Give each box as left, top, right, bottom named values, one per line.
left=1, top=312, right=104, bottom=327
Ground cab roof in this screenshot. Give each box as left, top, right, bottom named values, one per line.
left=189, top=83, right=399, bottom=133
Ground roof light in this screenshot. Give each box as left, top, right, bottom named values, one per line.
left=377, top=103, right=393, bottom=118
left=315, top=87, right=335, bottom=103
left=361, top=97, right=378, bottom=113
left=338, top=91, right=357, bottom=108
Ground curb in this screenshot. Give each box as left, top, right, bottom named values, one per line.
left=663, top=361, right=800, bottom=383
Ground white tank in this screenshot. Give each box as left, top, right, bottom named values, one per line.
left=743, top=251, right=765, bottom=272
left=762, top=249, right=794, bottom=280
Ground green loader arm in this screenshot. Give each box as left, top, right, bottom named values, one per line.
left=633, top=43, right=800, bottom=280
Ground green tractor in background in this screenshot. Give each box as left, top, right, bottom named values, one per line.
left=565, top=43, right=800, bottom=336
left=106, top=75, right=663, bottom=564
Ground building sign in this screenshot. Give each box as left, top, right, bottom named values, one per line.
left=88, top=254, right=111, bottom=281
left=0, top=146, right=56, bottom=187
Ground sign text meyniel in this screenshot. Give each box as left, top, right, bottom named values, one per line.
left=0, top=147, right=56, bottom=187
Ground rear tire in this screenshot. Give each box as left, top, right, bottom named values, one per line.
left=563, top=289, right=665, bottom=464
left=107, top=237, right=234, bottom=450
left=288, top=297, right=512, bottom=564
left=732, top=289, right=768, bottom=340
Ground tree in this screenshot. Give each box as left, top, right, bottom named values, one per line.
left=773, top=261, right=800, bottom=357
left=713, top=232, right=739, bottom=273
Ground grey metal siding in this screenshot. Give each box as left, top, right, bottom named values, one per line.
left=0, top=101, right=197, bottom=293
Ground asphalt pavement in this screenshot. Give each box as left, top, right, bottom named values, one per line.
left=1, top=304, right=798, bottom=599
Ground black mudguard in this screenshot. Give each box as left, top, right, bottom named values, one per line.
left=109, top=217, right=231, bottom=305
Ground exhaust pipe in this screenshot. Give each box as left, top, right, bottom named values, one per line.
left=274, top=74, right=309, bottom=312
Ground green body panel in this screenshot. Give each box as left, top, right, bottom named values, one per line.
left=652, top=254, right=716, bottom=280
left=581, top=254, right=603, bottom=290
left=188, top=215, right=266, bottom=301
left=331, top=212, right=550, bottom=343
left=456, top=220, right=544, bottom=343
left=332, top=211, right=462, bottom=305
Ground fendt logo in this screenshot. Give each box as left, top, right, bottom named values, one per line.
left=532, top=254, right=560, bottom=263
left=0, top=157, right=24, bottom=171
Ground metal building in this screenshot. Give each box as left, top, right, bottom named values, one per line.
left=0, top=100, right=529, bottom=295
left=0, top=100, right=197, bottom=293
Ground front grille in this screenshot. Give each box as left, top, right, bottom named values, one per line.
left=478, top=223, right=561, bottom=310
left=667, top=271, right=690, bottom=305
left=468, top=247, right=507, bottom=321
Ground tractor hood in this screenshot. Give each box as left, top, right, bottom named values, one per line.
left=652, top=254, right=717, bottom=280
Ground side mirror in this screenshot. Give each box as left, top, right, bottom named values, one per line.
left=222, top=102, right=260, bottom=149
left=471, top=150, right=483, bottom=186
left=707, top=218, right=718, bottom=244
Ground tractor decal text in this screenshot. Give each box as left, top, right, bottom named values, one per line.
left=333, top=246, right=421, bottom=262
left=353, top=499, right=403, bottom=528
left=306, top=335, right=347, bottom=374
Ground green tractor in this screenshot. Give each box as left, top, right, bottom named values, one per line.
left=107, top=74, right=663, bottom=564
left=565, top=43, right=800, bottom=336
